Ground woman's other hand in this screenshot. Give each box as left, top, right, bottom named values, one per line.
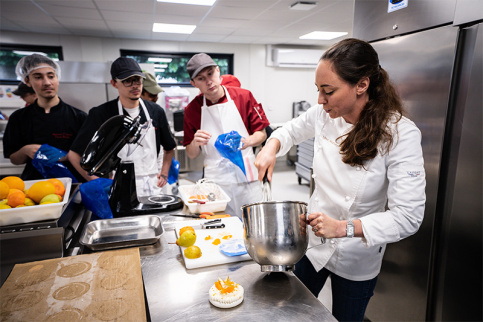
left=308, top=212, right=346, bottom=239
left=254, top=138, right=279, bottom=181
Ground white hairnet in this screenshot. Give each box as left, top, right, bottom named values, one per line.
left=15, top=54, right=61, bottom=83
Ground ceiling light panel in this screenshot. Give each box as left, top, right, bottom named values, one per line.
left=157, top=0, right=216, bottom=6
left=153, top=23, right=196, bottom=34
left=299, top=31, right=348, bottom=40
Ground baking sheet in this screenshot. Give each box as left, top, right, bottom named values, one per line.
left=0, top=248, right=146, bottom=321
left=80, top=215, right=163, bottom=251
left=174, top=217, right=252, bottom=269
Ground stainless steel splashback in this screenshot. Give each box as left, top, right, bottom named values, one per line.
left=57, top=61, right=111, bottom=83
left=56, top=61, right=116, bottom=113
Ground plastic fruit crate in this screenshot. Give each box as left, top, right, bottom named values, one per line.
left=0, top=177, right=72, bottom=226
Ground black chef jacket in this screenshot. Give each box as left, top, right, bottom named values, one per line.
left=3, top=99, right=87, bottom=181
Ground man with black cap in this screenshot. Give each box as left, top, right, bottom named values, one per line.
left=68, top=57, right=176, bottom=197
left=183, top=53, right=270, bottom=217
left=3, top=54, right=87, bottom=181
left=12, top=82, right=37, bottom=106
left=141, top=72, right=164, bottom=103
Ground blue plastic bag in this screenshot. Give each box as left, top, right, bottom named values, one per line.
left=32, top=144, right=78, bottom=183
left=79, top=178, right=113, bottom=220
left=167, top=157, right=179, bottom=184
left=214, top=131, right=245, bottom=175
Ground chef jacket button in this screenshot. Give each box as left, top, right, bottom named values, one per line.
left=345, top=196, right=350, bottom=201
left=312, top=173, right=316, bottom=178
left=356, top=166, right=361, bottom=171
left=330, top=239, right=336, bottom=244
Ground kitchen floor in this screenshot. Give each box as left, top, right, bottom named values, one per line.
left=176, top=159, right=333, bottom=312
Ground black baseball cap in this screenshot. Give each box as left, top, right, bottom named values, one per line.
left=12, top=82, right=35, bottom=96
left=110, top=57, right=145, bottom=80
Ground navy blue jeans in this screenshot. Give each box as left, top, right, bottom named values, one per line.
left=294, top=255, right=378, bottom=322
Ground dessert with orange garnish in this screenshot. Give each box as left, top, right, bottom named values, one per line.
left=209, top=276, right=244, bottom=308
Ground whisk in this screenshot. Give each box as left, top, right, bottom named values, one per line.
left=261, top=171, right=272, bottom=202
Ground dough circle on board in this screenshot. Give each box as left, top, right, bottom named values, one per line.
left=56, top=261, right=92, bottom=277
left=46, top=308, right=85, bottom=322
left=52, top=282, right=90, bottom=301
left=92, top=298, right=128, bottom=321
left=16, top=263, right=56, bottom=287
left=98, top=254, right=132, bottom=271
left=2, top=291, right=43, bottom=312
left=101, top=273, right=128, bottom=290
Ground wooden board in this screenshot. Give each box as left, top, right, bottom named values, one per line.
left=0, top=248, right=146, bottom=322
left=174, top=217, right=252, bottom=269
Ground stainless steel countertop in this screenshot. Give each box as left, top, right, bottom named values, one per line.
left=139, top=214, right=336, bottom=321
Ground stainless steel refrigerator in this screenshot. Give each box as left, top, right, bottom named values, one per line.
left=353, top=0, right=482, bottom=320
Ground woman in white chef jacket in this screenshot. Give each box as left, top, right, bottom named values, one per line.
left=255, top=38, right=426, bottom=322
left=184, top=53, right=270, bottom=217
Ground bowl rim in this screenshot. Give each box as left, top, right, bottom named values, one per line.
left=241, top=200, right=308, bottom=209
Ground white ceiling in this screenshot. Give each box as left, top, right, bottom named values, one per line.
left=0, top=0, right=355, bottom=46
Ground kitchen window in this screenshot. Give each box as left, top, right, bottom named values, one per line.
left=0, top=44, right=63, bottom=83
left=120, top=50, right=233, bottom=86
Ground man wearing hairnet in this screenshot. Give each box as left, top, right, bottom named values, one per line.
left=2, top=54, right=87, bottom=181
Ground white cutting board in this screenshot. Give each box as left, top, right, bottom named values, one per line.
left=174, top=217, right=252, bottom=269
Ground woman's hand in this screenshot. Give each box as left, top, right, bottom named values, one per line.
left=254, top=139, right=279, bottom=182
left=307, top=212, right=346, bottom=239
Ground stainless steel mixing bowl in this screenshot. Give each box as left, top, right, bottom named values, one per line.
left=241, top=201, right=308, bottom=272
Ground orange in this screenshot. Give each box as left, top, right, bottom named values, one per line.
left=27, top=181, right=56, bottom=204
left=7, top=190, right=25, bottom=208
left=8, top=188, right=23, bottom=197
left=47, top=179, right=65, bottom=197
left=1, top=176, right=25, bottom=191
left=179, top=226, right=195, bottom=236
left=0, top=181, right=9, bottom=199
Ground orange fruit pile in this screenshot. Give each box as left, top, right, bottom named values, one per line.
left=0, top=176, right=66, bottom=210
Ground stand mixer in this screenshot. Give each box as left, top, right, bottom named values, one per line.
left=81, top=115, right=183, bottom=217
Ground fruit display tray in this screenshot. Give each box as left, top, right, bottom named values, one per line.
left=0, top=178, right=72, bottom=226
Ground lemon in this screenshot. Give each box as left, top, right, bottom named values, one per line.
left=0, top=204, right=12, bottom=209
left=0, top=199, right=7, bottom=206
left=24, top=198, right=35, bottom=206
left=40, top=194, right=61, bottom=204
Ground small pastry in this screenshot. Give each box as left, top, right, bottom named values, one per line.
left=209, top=276, right=244, bottom=308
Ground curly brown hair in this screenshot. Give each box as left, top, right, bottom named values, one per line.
left=321, top=38, right=405, bottom=166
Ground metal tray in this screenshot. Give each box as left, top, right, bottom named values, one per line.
left=80, top=215, right=163, bottom=251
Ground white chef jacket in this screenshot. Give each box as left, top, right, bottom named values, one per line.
left=270, top=105, right=426, bottom=281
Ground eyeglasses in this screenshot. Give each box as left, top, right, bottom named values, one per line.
left=119, top=77, right=143, bottom=87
